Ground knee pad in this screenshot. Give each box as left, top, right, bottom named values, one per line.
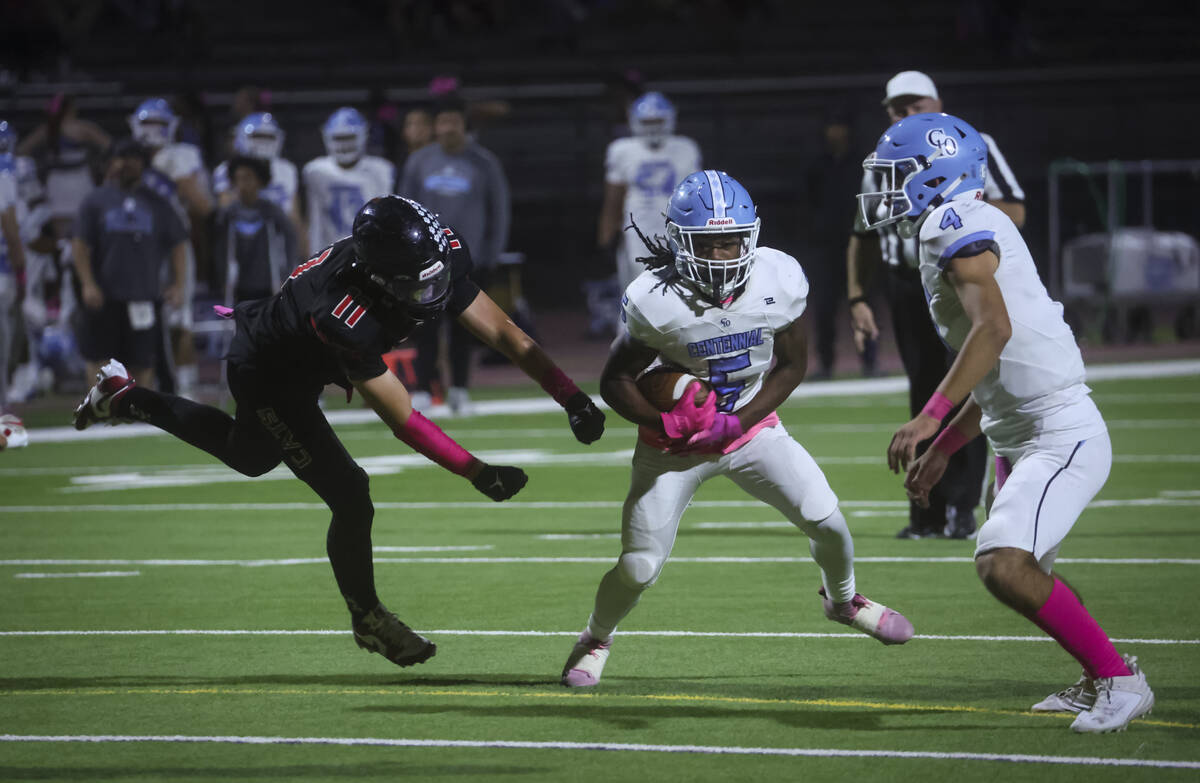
left=616, top=551, right=662, bottom=590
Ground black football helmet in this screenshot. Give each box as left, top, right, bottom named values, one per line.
left=350, top=196, right=452, bottom=322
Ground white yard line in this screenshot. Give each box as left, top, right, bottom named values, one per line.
left=0, top=629, right=1194, bottom=645
left=13, top=571, right=140, bottom=579
left=17, top=360, right=1200, bottom=446
left=0, top=734, right=1195, bottom=768
left=2, top=450, right=1197, bottom=479
left=3, top=556, right=1198, bottom=567
left=0, top=734, right=1194, bottom=768
left=4, top=496, right=1199, bottom=514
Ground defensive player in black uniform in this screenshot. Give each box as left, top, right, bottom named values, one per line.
left=73, top=196, right=606, bottom=668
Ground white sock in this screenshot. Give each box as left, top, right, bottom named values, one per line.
left=809, top=507, right=856, bottom=604
left=586, top=566, right=642, bottom=641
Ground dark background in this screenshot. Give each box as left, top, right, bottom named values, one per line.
left=3, top=0, right=1198, bottom=306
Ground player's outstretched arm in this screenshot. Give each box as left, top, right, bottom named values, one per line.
left=353, top=370, right=527, bottom=501
left=887, top=250, right=1010, bottom=473
left=456, top=291, right=605, bottom=444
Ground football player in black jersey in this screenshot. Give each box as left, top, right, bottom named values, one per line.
left=74, top=195, right=606, bottom=669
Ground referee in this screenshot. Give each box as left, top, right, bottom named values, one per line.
left=847, top=71, right=1026, bottom=539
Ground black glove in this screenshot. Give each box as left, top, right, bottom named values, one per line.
left=565, top=391, right=605, bottom=444
left=471, top=464, right=528, bottom=501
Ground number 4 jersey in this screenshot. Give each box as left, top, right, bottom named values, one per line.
left=622, top=247, right=809, bottom=418
left=918, top=196, right=1105, bottom=453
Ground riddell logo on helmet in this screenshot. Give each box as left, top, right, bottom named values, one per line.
left=419, top=261, right=445, bottom=281
left=706, top=217, right=736, bottom=226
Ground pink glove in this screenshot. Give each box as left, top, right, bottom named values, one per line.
left=660, top=382, right=716, bottom=440
left=678, top=413, right=744, bottom=454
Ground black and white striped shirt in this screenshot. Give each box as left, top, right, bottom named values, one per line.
left=857, top=132, right=1024, bottom=270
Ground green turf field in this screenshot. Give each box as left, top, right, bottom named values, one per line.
left=2, top=373, right=1198, bottom=781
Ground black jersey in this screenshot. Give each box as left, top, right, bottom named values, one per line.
left=230, top=224, right=481, bottom=388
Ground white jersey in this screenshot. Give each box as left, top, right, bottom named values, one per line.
left=622, top=247, right=807, bottom=414
left=0, top=164, right=27, bottom=278
left=213, top=157, right=299, bottom=215
left=606, top=135, right=701, bottom=286
left=152, top=142, right=205, bottom=183
left=919, top=195, right=1105, bottom=453
left=302, top=155, right=395, bottom=251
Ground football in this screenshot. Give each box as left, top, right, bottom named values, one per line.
left=636, top=367, right=712, bottom=412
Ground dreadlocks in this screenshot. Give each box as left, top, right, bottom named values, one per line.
left=624, top=215, right=674, bottom=271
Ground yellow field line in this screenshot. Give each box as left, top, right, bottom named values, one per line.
left=1, top=686, right=1192, bottom=730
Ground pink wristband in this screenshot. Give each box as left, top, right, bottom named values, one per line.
left=540, top=366, right=581, bottom=408
left=921, top=391, right=955, bottom=422
left=395, top=411, right=480, bottom=477
left=932, top=424, right=971, bottom=456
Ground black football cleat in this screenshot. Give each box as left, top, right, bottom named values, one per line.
left=352, top=603, right=436, bottom=668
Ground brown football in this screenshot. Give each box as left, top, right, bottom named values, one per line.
left=636, top=367, right=712, bottom=412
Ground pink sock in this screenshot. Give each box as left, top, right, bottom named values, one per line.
left=1033, top=578, right=1131, bottom=678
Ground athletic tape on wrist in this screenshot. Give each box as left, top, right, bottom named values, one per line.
left=921, top=391, right=955, bottom=422
left=540, top=366, right=581, bottom=408
left=932, top=424, right=970, bottom=456
left=395, top=411, right=480, bottom=477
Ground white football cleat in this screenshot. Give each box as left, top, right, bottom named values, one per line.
left=448, top=386, right=472, bottom=416
left=819, top=587, right=914, bottom=645
left=73, top=359, right=136, bottom=430
left=561, top=631, right=611, bottom=687
left=1071, top=655, right=1154, bottom=733
left=1031, top=670, right=1096, bottom=713
left=0, top=415, right=29, bottom=449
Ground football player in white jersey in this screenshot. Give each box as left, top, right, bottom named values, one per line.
left=213, top=113, right=306, bottom=256
left=600, top=92, right=702, bottom=291
left=130, top=98, right=214, bottom=396
left=863, top=113, right=1154, bottom=733
left=303, top=107, right=395, bottom=252
left=587, top=93, right=702, bottom=338
left=561, top=170, right=913, bottom=687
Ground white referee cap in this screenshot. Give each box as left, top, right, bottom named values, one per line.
left=883, top=71, right=939, bottom=105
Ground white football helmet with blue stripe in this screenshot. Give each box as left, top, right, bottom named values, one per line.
left=629, top=92, right=676, bottom=146
left=322, top=107, right=368, bottom=166
left=129, top=98, right=178, bottom=149
left=666, top=170, right=761, bottom=306
left=234, top=112, right=285, bottom=160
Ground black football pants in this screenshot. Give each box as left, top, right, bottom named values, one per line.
left=885, top=266, right=987, bottom=534
left=121, top=361, right=380, bottom=616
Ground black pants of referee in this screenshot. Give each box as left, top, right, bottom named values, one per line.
left=119, top=358, right=381, bottom=618
left=886, top=265, right=987, bottom=535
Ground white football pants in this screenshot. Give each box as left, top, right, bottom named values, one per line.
left=976, top=431, right=1112, bottom=572
left=585, top=424, right=852, bottom=639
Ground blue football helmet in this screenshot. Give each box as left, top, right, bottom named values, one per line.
left=858, top=112, right=988, bottom=237
left=322, top=107, right=368, bottom=166
left=0, top=120, right=15, bottom=155
left=629, top=91, right=676, bottom=145
left=128, top=98, right=178, bottom=149
left=234, top=112, right=285, bottom=160
left=666, top=170, right=761, bottom=306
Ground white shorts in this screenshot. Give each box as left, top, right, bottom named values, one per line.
left=975, top=431, right=1112, bottom=572
left=621, top=424, right=840, bottom=584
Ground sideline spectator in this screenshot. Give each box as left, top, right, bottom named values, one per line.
left=72, top=139, right=186, bottom=389
left=213, top=155, right=296, bottom=304
left=17, top=94, right=111, bottom=239
left=398, top=96, right=510, bottom=415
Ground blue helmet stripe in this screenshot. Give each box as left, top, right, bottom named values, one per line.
left=704, top=170, right=726, bottom=218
